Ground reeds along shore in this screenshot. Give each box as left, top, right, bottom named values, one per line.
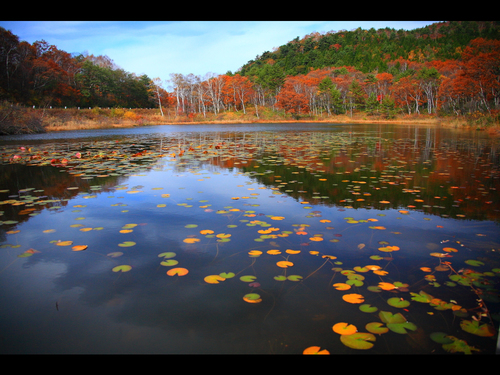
left=1, top=105, right=499, bottom=135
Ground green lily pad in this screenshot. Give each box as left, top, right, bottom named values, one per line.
left=464, top=259, right=484, bottom=267
left=287, top=275, right=303, bottom=281
left=160, top=259, right=178, bottom=266
left=379, top=311, right=417, bottom=334
left=240, top=275, right=257, bottom=282
left=387, top=297, right=410, bottom=308
left=359, top=304, right=378, bottom=313
left=339, top=332, right=376, bottom=350
left=346, top=279, right=364, bottom=287
left=442, top=337, right=480, bottom=354
left=118, top=241, right=136, bottom=247
left=274, top=275, right=287, bottom=281
left=243, top=293, right=261, bottom=301
left=365, top=322, right=388, bottom=334
left=430, top=332, right=454, bottom=344
left=158, top=252, right=176, bottom=258
left=112, top=265, right=132, bottom=272
left=219, top=272, right=235, bottom=279
left=410, top=290, right=434, bottom=303
left=460, top=320, right=495, bottom=337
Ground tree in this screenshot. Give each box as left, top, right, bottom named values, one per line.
left=347, top=79, right=365, bottom=116
left=276, top=79, right=309, bottom=116
left=417, top=66, right=441, bottom=114
left=152, top=77, right=165, bottom=116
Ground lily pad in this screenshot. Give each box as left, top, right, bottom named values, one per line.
left=387, top=297, right=410, bottom=308
left=339, top=332, right=376, bottom=350
left=332, top=322, right=357, bottom=335
left=243, top=293, right=262, bottom=303
left=365, top=322, right=388, bottom=335
left=160, top=259, right=178, bottom=266
left=379, top=311, right=417, bottom=334
left=240, top=275, right=257, bottom=282
left=118, top=241, right=136, bottom=247
left=359, top=304, right=378, bottom=313
left=112, top=265, right=132, bottom=272
left=460, top=320, right=495, bottom=337
left=464, top=259, right=485, bottom=267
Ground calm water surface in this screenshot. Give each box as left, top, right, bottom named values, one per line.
left=1, top=123, right=499, bottom=354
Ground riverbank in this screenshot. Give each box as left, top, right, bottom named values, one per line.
left=2, top=104, right=500, bottom=135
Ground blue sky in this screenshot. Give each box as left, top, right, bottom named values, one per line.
left=0, top=20, right=440, bottom=84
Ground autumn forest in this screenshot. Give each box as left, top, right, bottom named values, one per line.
left=1, top=21, right=500, bottom=134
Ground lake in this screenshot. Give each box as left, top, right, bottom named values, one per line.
left=1, top=123, right=499, bottom=354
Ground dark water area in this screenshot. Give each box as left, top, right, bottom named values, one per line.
left=1, top=123, right=499, bottom=354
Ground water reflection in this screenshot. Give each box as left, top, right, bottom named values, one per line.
left=1, top=123, right=499, bottom=354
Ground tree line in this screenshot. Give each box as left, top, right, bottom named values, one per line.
left=0, top=27, right=154, bottom=108
left=1, top=21, right=499, bottom=122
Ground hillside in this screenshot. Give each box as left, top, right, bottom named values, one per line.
left=239, top=21, right=500, bottom=77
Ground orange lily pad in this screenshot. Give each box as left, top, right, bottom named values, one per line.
left=333, top=322, right=357, bottom=335
left=342, top=293, right=365, bottom=304
left=167, top=267, right=189, bottom=276
left=303, top=346, right=330, bottom=355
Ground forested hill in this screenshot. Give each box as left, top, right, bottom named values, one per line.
left=238, top=21, right=500, bottom=78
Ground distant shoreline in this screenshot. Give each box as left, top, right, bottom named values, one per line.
left=2, top=105, right=499, bottom=136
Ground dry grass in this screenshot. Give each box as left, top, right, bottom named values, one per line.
left=2, top=104, right=499, bottom=134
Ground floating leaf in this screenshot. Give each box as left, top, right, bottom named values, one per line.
left=340, top=332, right=376, bottom=350
left=379, top=311, right=417, bottom=334
left=248, top=250, right=262, bottom=257
left=332, top=322, right=357, bottom=335
left=219, top=272, right=235, bottom=279
left=72, top=245, right=88, bottom=252
left=387, top=297, right=410, bottom=308
left=442, top=336, right=480, bottom=354
left=240, top=275, right=257, bottom=282
left=365, top=322, right=388, bottom=335
left=160, top=259, right=178, bottom=266
left=333, top=283, right=351, bottom=291
left=112, top=265, right=132, bottom=272
left=167, top=267, right=189, bottom=276
left=56, top=241, right=73, bottom=246
left=158, top=252, right=176, bottom=258
left=204, top=275, right=225, bottom=284
left=107, top=252, right=123, bottom=258
left=378, top=282, right=396, bottom=291
left=309, top=236, right=323, bottom=242
left=243, top=293, right=262, bottom=303
left=429, top=332, right=454, bottom=345
left=378, top=245, right=399, bottom=252
left=410, top=290, right=434, bottom=303
left=359, top=304, right=378, bottom=313
left=183, top=238, right=200, bottom=244
left=267, top=249, right=281, bottom=255
left=276, top=261, right=294, bottom=268
left=464, top=259, right=485, bottom=267
left=460, top=320, right=495, bottom=337
left=118, top=241, right=136, bottom=247
left=342, top=293, right=364, bottom=304
left=287, top=275, right=303, bottom=281
left=303, top=346, right=330, bottom=355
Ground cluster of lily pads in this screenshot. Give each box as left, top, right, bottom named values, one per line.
left=1, top=128, right=500, bottom=354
